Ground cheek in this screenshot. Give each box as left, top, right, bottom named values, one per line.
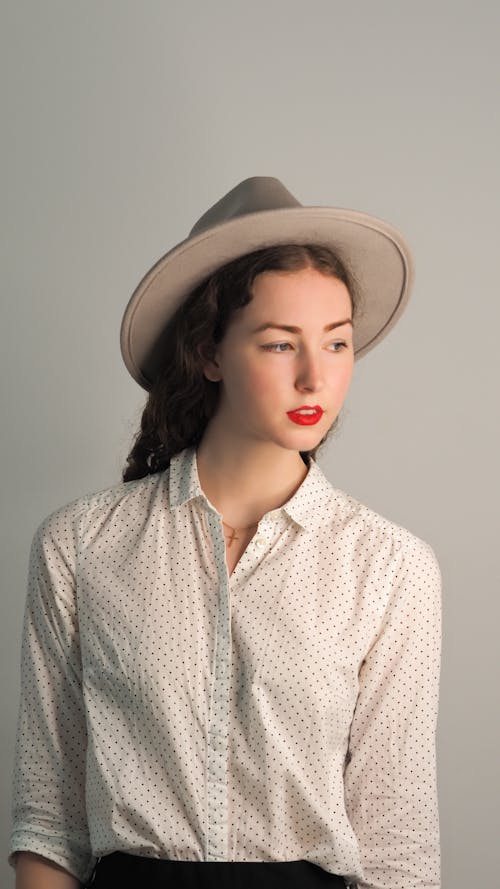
left=240, top=361, right=282, bottom=409
left=221, top=356, right=270, bottom=403
left=327, top=361, right=353, bottom=398
left=339, top=361, right=353, bottom=382
left=246, top=368, right=275, bottom=400
left=340, top=363, right=354, bottom=394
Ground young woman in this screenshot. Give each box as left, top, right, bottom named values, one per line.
left=9, top=177, right=442, bottom=889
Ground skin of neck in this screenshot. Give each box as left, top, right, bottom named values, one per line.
left=195, top=420, right=309, bottom=530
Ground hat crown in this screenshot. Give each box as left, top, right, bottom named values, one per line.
left=190, top=176, right=302, bottom=237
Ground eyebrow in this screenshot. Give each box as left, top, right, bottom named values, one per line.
left=251, top=319, right=353, bottom=335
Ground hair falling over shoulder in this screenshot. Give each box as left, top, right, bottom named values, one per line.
left=121, top=243, right=361, bottom=483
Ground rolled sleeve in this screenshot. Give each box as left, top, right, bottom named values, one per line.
left=8, top=503, right=97, bottom=885
left=344, top=536, right=442, bottom=889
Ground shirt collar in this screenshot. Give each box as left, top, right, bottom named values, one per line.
left=167, top=445, right=345, bottom=532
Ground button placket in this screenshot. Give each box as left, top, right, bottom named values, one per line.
left=205, top=513, right=232, bottom=861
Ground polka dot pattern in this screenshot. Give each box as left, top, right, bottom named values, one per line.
left=8, top=445, right=442, bottom=888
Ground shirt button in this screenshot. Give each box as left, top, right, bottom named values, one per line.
left=254, top=537, right=266, bottom=547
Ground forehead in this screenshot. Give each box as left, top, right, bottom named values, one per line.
left=245, top=268, right=352, bottom=317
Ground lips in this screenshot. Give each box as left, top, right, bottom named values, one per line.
left=286, top=405, right=324, bottom=426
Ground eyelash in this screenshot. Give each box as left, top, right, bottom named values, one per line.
left=261, top=342, right=348, bottom=353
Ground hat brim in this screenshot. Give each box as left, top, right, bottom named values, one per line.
left=120, top=206, right=414, bottom=391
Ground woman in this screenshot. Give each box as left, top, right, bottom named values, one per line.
left=9, top=177, right=442, bottom=889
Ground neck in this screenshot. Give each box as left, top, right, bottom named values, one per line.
left=195, top=432, right=309, bottom=528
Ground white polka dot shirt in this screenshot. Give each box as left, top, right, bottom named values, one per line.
left=9, top=445, right=442, bottom=888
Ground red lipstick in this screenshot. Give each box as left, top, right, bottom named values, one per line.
left=286, top=405, right=324, bottom=425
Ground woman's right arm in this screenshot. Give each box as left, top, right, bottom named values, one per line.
left=15, top=852, right=82, bottom=888
left=9, top=504, right=94, bottom=886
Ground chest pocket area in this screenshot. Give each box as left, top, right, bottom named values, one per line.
left=251, top=650, right=356, bottom=751
left=79, top=576, right=147, bottom=705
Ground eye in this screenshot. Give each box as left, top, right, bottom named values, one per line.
left=261, top=342, right=292, bottom=352
left=261, top=341, right=348, bottom=353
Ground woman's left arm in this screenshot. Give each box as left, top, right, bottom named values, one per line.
left=343, top=536, right=442, bottom=889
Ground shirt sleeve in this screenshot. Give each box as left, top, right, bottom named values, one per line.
left=343, top=535, right=442, bottom=889
left=8, top=502, right=97, bottom=885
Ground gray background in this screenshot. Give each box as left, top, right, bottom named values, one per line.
left=1, top=1, right=498, bottom=886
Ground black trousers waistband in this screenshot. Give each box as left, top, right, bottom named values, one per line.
left=87, top=852, right=347, bottom=888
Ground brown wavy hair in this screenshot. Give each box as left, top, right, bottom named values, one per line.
left=122, top=244, right=362, bottom=482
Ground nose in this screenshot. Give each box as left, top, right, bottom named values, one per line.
left=295, top=350, right=324, bottom=392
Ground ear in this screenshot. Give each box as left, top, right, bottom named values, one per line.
left=197, top=344, right=222, bottom=382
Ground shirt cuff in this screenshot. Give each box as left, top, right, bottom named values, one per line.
left=9, top=827, right=97, bottom=885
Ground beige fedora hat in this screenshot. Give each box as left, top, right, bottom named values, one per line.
left=120, top=176, right=414, bottom=391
